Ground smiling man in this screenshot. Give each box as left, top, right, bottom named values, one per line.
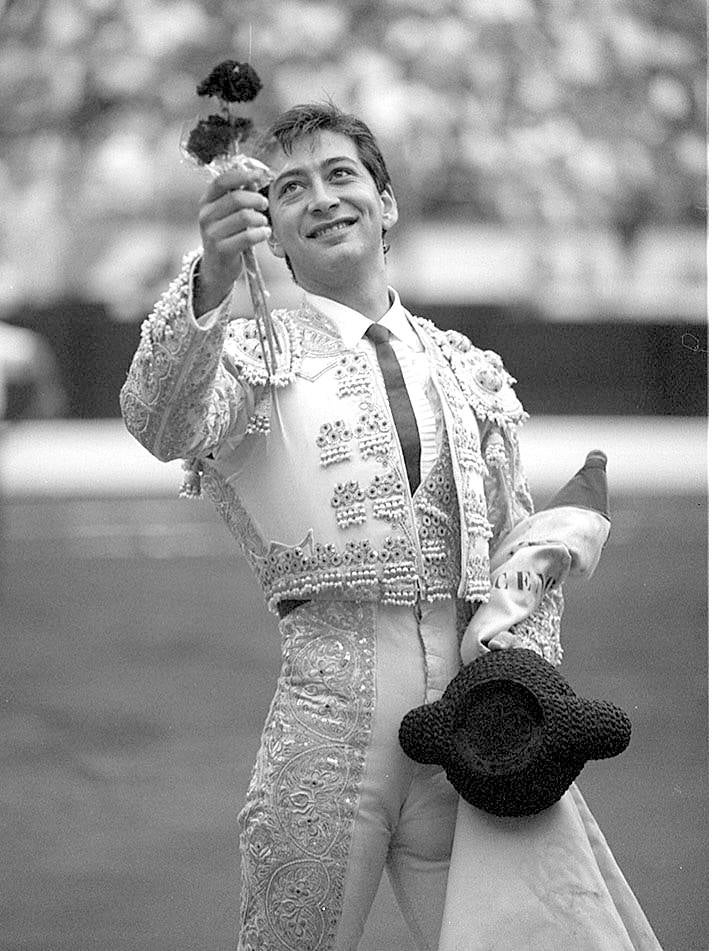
left=266, top=131, right=396, bottom=315
left=120, top=103, right=662, bottom=951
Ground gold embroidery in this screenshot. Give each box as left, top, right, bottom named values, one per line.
left=237, top=602, right=376, bottom=950
left=334, top=351, right=371, bottom=398
left=316, top=420, right=353, bottom=467
left=354, top=406, right=391, bottom=464
left=331, top=481, right=367, bottom=529
left=367, top=470, right=407, bottom=523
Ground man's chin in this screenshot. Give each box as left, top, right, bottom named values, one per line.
left=293, top=245, right=364, bottom=280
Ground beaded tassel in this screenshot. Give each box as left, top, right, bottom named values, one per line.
left=179, top=457, right=203, bottom=499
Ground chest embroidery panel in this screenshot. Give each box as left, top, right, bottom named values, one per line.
left=208, top=307, right=528, bottom=614
left=325, top=335, right=468, bottom=606
left=330, top=339, right=423, bottom=605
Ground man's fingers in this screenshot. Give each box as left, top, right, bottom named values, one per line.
left=487, top=631, right=523, bottom=651
left=199, top=191, right=268, bottom=231
left=204, top=187, right=269, bottom=219
left=207, top=207, right=270, bottom=240
left=214, top=227, right=272, bottom=257
left=203, top=168, right=267, bottom=200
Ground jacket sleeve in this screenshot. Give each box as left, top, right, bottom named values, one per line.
left=119, top=250, right=260, bottom=463
left=480, top=412, right=566, bottom=667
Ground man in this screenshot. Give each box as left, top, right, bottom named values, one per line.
left=121, top=104, right=661, bottom=951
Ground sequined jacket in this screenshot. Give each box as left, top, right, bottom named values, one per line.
left=120, top=250, right=563, bottom=662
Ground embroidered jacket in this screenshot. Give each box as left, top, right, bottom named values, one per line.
left=120, top=250, right=563, bottom=662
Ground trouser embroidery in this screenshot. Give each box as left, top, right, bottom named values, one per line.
left=237, top=602, right=376, bottom=951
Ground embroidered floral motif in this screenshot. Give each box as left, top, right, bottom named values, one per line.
left=245, top=411, right=270, bottom=434
left=264, top=861, right=331, bottom=948
left=334, top=351, right=371, bottom=398
left=416, top=450, right=462, bottom=600
left=420, top=316, right=528, bottom=431
left=367, top=471, right=407, bottom=523
left=138, top=248, right=199, bottom=351
left=245, top=391, right=272, bottom=434
left=511, top=588, right=564, bottom=666
left=482, top=428, right=520, bottom=536
left=483, top=349, right=506, bottom=373
left=443, top=328, right=473, bottom=353
left=342, top=538, right=381, bottom=571
left=354, top=406, right=391, bottom=464
left=251, top=531, right=432, bottom=611
left=226, top=310, right=301, bottom=387
left=435, top=367, right=466, bottom=410
left=120, top=250, right=256, bottom=464
left=434, top=369, right=486, bottom=477
left=464, top=491, right=493, bottom=538
left=331, top=481, right=367, bottom=529
left=121, top=249, right=199, bottom=449
left=483, top=429, right=509, bottom=473
left=286, top=634, right=368, bottom=741
left=255, top=535, right=382, bottom=612
left=464, top=553, right=491, bottom=601
left=316, top=420, right=353, bottom=467
left=380, top=535, right=420, bottom=605
left=296, top=301, right=344, bottom=358
left=453, top=423, right=486, bottom=475
left=201, top=466, right=266, bottom=569
left=275, top=748, right=353, bottom=854
left=237, top=602, right=376, bottom=951
left=475, top=363, right=503, bottom=393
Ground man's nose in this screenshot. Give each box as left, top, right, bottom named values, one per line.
left=308, top=179, right=339, bottom=214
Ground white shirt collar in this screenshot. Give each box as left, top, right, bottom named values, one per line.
left=304, top=287, right=423, bottom=352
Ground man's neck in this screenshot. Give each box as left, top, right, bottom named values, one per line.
left=297, top=263, right=392, bottom=321
left=324, top=287, right=391, bottom=322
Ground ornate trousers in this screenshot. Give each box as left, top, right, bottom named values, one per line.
left=236, top=599, right=461, bottom=951
left=235, top=598, right=662, bottom=951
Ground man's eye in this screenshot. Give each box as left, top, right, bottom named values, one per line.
left=279, top=181, right=301, bottom=197
left=331, top=167, right=354, bottom=179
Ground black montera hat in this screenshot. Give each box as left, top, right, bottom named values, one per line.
left=399, top=648, right=631, bottom=817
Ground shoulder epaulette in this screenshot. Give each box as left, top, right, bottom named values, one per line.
left=415, top=316, right=528, bottom=429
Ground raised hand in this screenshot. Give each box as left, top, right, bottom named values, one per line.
left=195, top=167, right=272, bottom=316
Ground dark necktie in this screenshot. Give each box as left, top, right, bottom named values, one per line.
left=364, top=322, right=421, bottom=495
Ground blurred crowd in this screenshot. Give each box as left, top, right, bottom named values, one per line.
left=0, top=0, right=706, bottom=321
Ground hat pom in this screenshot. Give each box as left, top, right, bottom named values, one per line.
left=399, top=699, right=452, bottom=765
left=579, top=698, right=632, bottom=760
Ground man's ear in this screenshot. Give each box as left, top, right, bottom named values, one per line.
left=380, top=185, right=399, bottom=232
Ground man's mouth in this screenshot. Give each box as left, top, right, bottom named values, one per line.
left=307, top=218, right=356, bottom=239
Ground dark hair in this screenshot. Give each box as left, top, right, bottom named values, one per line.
left=256, top=101, right=391, bottom=193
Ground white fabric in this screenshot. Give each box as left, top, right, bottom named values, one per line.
left=305, top=288, right=439, bottom=480
left=333, top=598, right=461, bottom=950
left=491, top=504, right=612, bottom=579
left=438, top=788, right=663, bottom=951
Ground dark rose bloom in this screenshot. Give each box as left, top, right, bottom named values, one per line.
left=196, top=60, right=263, bottom=103
left=185, top=114, right=254, bottom=164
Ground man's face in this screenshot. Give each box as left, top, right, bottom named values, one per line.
left=265, top=130, right=398, bottom=293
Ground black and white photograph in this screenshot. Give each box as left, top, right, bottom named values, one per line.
left=0, top=2, right=706, bottom=949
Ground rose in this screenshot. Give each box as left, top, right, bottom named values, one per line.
left=184, top=114, right=253, bottom=165
left=196, top=60, right=262, bottom=103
